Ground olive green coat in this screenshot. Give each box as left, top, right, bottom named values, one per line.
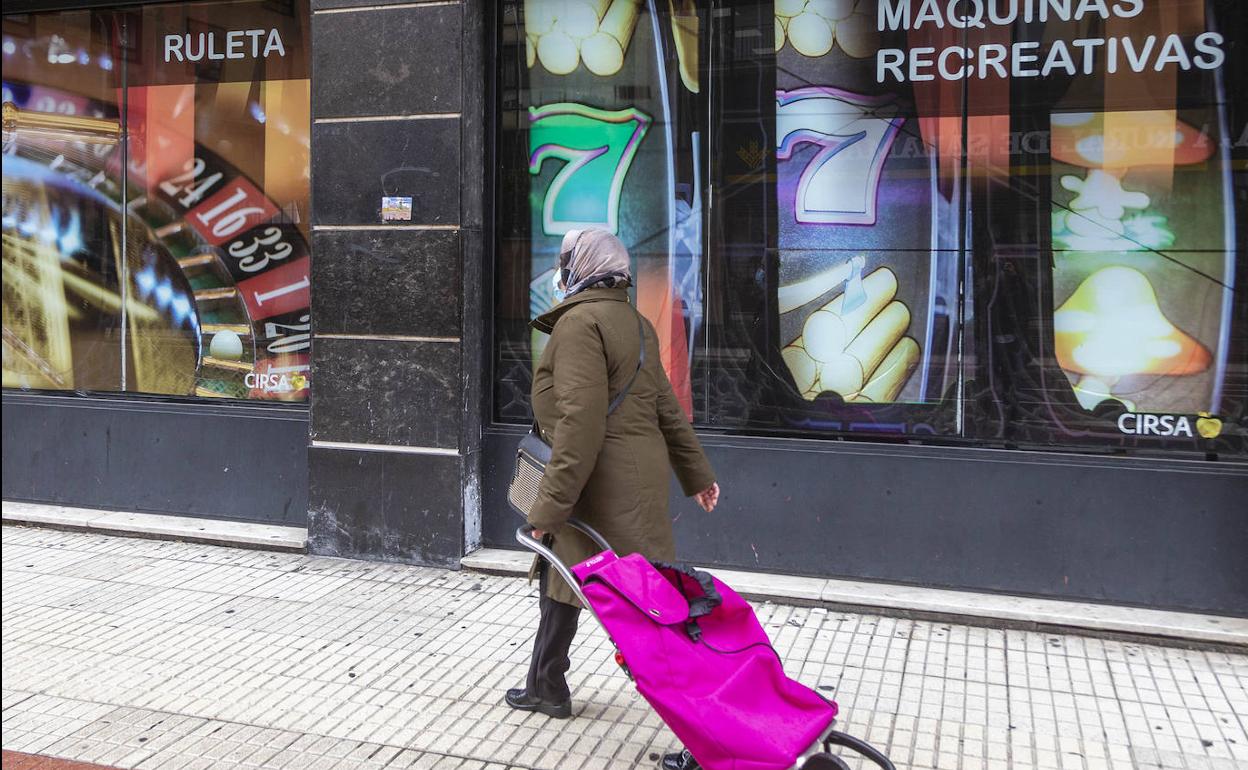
left=528, top=288, right=716, bottom=607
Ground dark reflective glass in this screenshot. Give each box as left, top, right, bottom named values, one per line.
left=494, top=0, right=1246, bottom=458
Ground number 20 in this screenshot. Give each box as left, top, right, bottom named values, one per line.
left=265, top=314, right=310, bottom=354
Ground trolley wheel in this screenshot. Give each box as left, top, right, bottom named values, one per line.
left=802, top=754, right=851, bottom=770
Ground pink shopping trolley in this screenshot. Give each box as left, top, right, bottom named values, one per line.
left=518, top=519, right=896, bottom=770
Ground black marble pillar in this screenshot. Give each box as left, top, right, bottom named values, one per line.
left=306, top=0, right=487, bottom=567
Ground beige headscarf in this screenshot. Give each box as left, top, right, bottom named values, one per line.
left=558, top=228, right=632, bottom=298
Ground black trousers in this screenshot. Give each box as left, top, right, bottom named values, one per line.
left=525, top=562, right=581, bottom=702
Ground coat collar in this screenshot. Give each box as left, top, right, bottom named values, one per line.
left=532, top=287, right=630, bottom=334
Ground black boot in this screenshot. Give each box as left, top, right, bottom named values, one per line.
left=504, top=687, right=572, bottom=719
left=659, top=749, right=700, bottom=770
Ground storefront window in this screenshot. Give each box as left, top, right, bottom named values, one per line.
left=3, top=0, right=310, bottom=401
left=494, top=0, right=1244, bottom=457
left=957, top=0, right=1244, bottom=454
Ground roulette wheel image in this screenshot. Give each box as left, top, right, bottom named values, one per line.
left=3, top=145, right=201, bottom=395
left=2, top=28, right=311, bottom=402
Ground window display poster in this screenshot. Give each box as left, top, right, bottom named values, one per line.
left=2, top=0, right=311, bottom=401
left=496, top=0, right=1246, bottom=457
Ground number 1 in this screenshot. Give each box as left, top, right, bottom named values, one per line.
left=253, top=276, right=310, bottom=307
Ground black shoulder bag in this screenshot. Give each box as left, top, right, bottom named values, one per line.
left=508, top=312, right=646, bottom=518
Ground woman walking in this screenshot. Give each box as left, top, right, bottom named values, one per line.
left=505, top=228, right=720, bottom=740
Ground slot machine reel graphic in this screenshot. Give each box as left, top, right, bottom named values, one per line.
left=526, top=101, right=652, bottom=365
left=781, top=260, right=919, bottom=403
left=1049, top=110, right=1226, bottom=416
left=525, top=0, right=642, bottom=77
left=2, top=83, right=311, bottom=400
left=520, top=1, right=702, bottom=417
left=1053, top=266, right=1211, bottom=413
left=776, top=88, right=903, bottom=226
left=775, top=0, right=877, bottom=60
left=528, top=102, right=651, bottom=237
left=775, top=87, right=927, bottom=405
left=524, top=0, right=697, bottom=90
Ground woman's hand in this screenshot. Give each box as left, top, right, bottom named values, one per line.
left=694, top=482, right=720, bottom=512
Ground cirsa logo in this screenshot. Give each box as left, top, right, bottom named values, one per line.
left=1116, top=412, right=1223, bottom=439
left=245, top=371, right=308, bottom=393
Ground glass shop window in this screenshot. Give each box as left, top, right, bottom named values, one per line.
left=492, top=0, right=1245, bottom=458
left=2, top=0, right=311, bottom=402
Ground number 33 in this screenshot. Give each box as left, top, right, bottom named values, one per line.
left=228, top=227, right=292, bottom=273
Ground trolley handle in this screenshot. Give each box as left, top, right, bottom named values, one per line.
left=515, top=518, right=613, bottom=613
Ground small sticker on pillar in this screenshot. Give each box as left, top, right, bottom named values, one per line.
left=381, top=196, right=413, bottom=222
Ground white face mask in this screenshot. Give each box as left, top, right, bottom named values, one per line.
left=551, top=268, right=567, bottom=303
left=553, top=229, right=582, bottom=304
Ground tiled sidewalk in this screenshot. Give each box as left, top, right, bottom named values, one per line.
left=2, top=526, right=1245, bottom=770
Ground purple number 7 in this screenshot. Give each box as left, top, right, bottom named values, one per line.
left=777, top=87, right=904, bottom=226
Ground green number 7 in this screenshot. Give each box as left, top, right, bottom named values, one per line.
left=529, top=103, right=652, bottom=236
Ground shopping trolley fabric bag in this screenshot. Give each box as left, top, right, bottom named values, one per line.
left=572, top=551, right=837, bottom=770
